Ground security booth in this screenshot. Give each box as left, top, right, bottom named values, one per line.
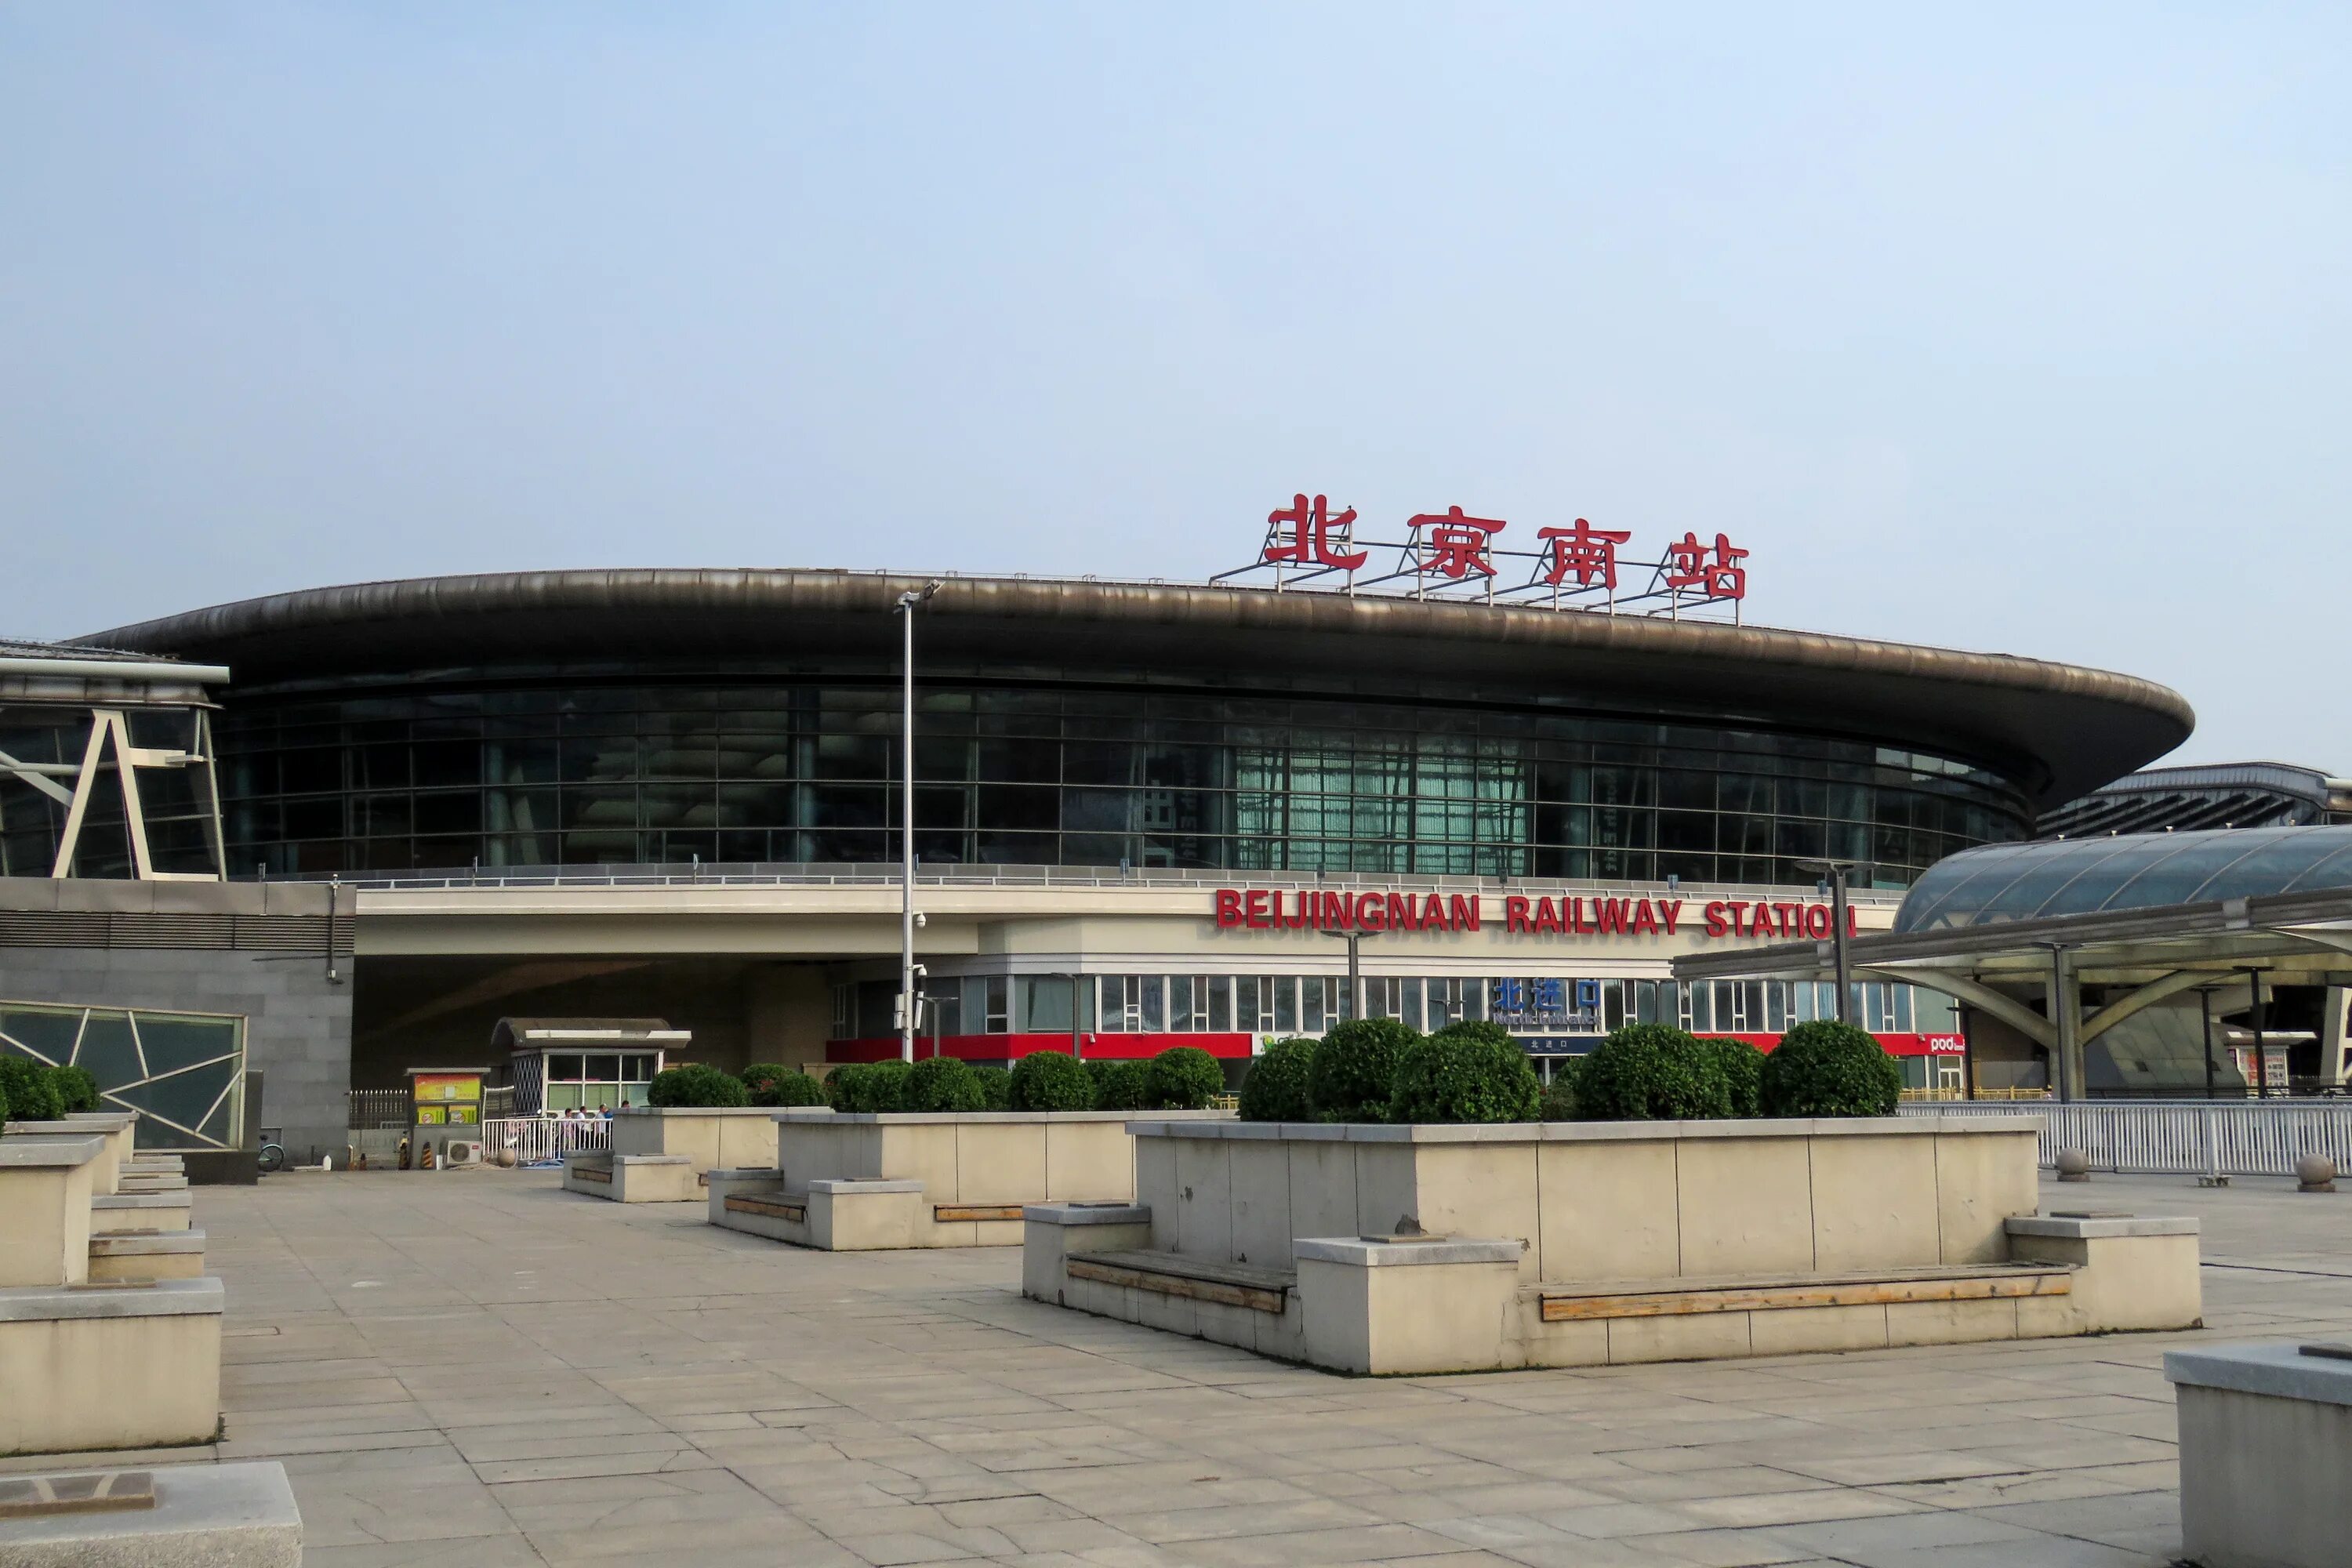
left=492, top=1018, right=687, bottom=1113
left=406, top=1068, right=485, bottom=1166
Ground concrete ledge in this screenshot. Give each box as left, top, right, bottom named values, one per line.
left=2169, top=1343, right=2352, bottom=1568
left=2007, top=1214, right=2198, bottom=1239
left=1128, top=1116, right=2040, bottom=1143
left=1024, top=1203, right=1152, bottom=1226
left=88, top=1193, right=191, bottom=1236
left=0, top=1138, right=107, bottom=1168
left=1295, top=1236, right=1525, bottom=1267
left=88, top=1232, right=207, bottom=1283
left=0, top=1462, right=297, bottom=1568
left=815, top=1110, right=1229, bottom=1126
left=0, top=1276, right=223, bottom=1323
left=2167, top=1343, right=2352, bottom=1410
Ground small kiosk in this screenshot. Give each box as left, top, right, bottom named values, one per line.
left=406, top=1068, right=485, bottom=1166
left=492, top=1018, right=688, bottom=1113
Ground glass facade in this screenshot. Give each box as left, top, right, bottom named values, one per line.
left=0, top=703, right=224, bottom=878
left=0, top=1001, right=246, bottom=1151
left=218, top=676, right=2029, bottom=888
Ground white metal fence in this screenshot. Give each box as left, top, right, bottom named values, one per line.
left=1900, top=1099, right=2352, bottom=1178
left=479, top=1116, right=610, bottom=1165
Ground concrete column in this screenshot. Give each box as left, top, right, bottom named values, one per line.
left=2050, top=948, right=2084, bottom=1102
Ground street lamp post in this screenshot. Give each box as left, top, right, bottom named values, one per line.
left=893, top=581, right=942, bottom=1064
left=1320, top=931, right=1366, bottom=1024
left=1794, top=859, right=1856, bottom=1025
left=1043, top=971, right=1087, bottom=1061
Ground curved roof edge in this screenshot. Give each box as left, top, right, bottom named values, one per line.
left=1896, top=824, right=2352, bottom=931
left=78, top=568, right=2195, bottom=811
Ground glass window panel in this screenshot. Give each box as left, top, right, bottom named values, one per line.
left=136, top=1017, right=238, bottom=1076
left=1, top=1007, right=83, bottom=1065
left=1272, top=977, right=1298, bottom=1032
left=1141, top=975, right=1163, bottom=1032
left=1207, top=975, right=1230, bottom=1032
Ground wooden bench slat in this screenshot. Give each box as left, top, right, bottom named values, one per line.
left=1540, top=1263, right=2073, bottom=1323
left=572, top=1167, right=612, bottom=1184
left=723, top=1195, right=805, bottom=1222
left=935, top=1204, right=1025, bottom=1223
left=1066, top=1249, right=1297, bottom=1316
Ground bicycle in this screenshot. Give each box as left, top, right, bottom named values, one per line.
left=257, top=1127, right=287, bottom=1174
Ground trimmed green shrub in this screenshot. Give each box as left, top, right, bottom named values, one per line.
left=756, top=1068, right=828, bottom=1108
left=1238, top=1037, right=1316, bottom=1122
left=0, top=1055, right=66, bottom=1122
left=905, top=1055, right=989, bottom=1112
left=0, top=1076, right=9, bottom=1127
left=1087, top=1059, right=1152, bottom=1111
left=1145, top=1046, right=1225, bottom=1110
left=1388, top=1024, right=1541, bottom=1123
left=1572, top=1024, right=1731, bottom=1121
left=1308, top=1017, right=1417, bottom=1122
left=645, top=1063, right=749, bottom=1109
left=971, top=1065, right=1013, bottom=1111
left=1008, top=1048, right=1094, bottom=1111
left=1760, top=1020, right=1902, bottom=1117
left=845, top=1059, right=913, bottom=1112
left=50, top=1063, right=102, bottom=1115
left=824, top=1062, right=867, bottom=1111
left=1709, top=1037, right=1766, bottom=1118
left=1539, top=1062, right=1581, bottom=1123
left=740, top=1062, right=802, bottom=1107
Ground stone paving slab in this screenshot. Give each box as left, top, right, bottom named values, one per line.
left=8, top=1168, right=2350, bottom=1565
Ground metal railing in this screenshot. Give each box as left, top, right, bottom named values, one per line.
left=480, top=1116, right=610, bottom=1165
left=347, top=1087, right=409, bottom=1129
left=1900, top=1098, right=2352, bottom=1178
left=263, top=859, right=1907, bottom=903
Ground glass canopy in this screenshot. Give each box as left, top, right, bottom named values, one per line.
left=1894, top=825, right=2352, bottom=932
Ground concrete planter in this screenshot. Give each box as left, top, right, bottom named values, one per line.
left=1025, top=1116, right=2203, bottom=1374
left=607, top=1106, right=785, bottom=1177
left=712, top=1109, right=1229, bottom=1250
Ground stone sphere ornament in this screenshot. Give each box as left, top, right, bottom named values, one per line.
left=2296, top=1153, right=2336, bottom=1193
left=2055, top=1149, right=2091, bottom=1182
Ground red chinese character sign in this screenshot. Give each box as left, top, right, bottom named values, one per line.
left=1406, top=506, right=1506, bottom=590
left=1217, top=491, right=1754, bottom=622
left=1661, top=532, right=1748, bottom=604
left=1261, top=493, right=1367, bottom=575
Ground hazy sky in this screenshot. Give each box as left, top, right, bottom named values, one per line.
left=3, top=6, right=2345, bottom=771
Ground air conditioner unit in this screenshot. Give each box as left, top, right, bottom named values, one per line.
left=442, top=1139, right=484, bottom=1167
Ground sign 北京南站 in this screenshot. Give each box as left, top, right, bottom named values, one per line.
left=1213, top=492, right=1752, bottom=622
left=1213, top=889, right=1857, bottom=941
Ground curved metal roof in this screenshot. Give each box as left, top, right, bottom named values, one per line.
left=1894, top=825, right=2352, bottom=931
left=76, top=568, right=2194, bottom=809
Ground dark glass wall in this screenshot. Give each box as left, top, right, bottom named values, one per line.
left=217, top=677, right=2029, bottom=889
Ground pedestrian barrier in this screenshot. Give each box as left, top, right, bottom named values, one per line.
left=1900, top=1099, right=2352, bottom=1178
left=479, top=1116, right=611, bottom=1165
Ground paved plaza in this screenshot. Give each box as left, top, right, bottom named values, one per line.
left=17, top=1171, right=2352, bottom=1567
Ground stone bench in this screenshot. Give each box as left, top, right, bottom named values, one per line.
left=0, top=1461, right=297, bottom=1568
left=561, top=1152, right=698, bottom=1203
left=1538, top=1261, right=2075, bottom=1319
left=88, top=1230, right=207, bottom=1283
left=89, top=1191, right=192, bottom=1235
left=1026, top=1200, right=2204, bottom=1375
left=707, top=1172, right=927, bottom=1250
left=1065, top=1249, right=1298, bottom=1315
left=0, top=1278, right=223, bottom=1454
left=2167, top=1341, right=2352, bottom=1568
